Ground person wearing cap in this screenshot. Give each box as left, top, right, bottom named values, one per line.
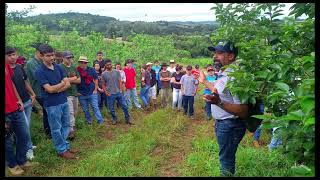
left=180, top=65, right=198, bottom=119
left=146, top=62, right=157, bottom=110
left=198, top=40, right=247, bottom=176
left=5, top=47, right=39, bottom=176
left=203, top=64, right=217, bottom=121
left=101, top=59, right=133, bottom=125
left=93, top=51, right=107, bottom=72
left=167, top=59, right=176, bottom=74
left=26, top=43, right=52, bottom=139
left=140, top=64, right=151, bottom=109
left=152, top=60, right=161, bottom=96
left=76, top=56, right=104, bottom=125
left=167, top=59, right=176, bottom=92
left=34, top=44, right=79, bottom=160
left=59, top=51, right=81, bottom=140
left=171, top=65, right=185, bottom=111
left=123, top=59, right=142, bottom=110
left=159, top=62, right=172, bottom=108
left=6, top=47, right=37, bottom=161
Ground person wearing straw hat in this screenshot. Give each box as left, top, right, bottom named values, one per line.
left=76, top=56, right=104, bottom=125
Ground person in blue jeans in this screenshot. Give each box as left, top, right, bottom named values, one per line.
left=152, top=60, right=161, bottom=96
left=94, top=62, right=107, bottom=111
left=203, top=64, right=217, bottom=120
left=6, top=47, right=37, bottom=160
left=101, top=59, right=133, bottom=125
left=140, top=64, right=151, bottom=108
left=35, top=44, right=77, bottom=159
left=5, top=47, right=38, bottom=175
left=198, top=40, right=247, bottom=176
left=76, top=56, right=104, bottom=125
left=268, top=127, right=283, bottom=150
left=180, top=65, right=198, bottom=119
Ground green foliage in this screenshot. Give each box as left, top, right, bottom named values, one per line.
left=211, top=3, right=314, bottom=174
left=5, top=23, right=50, bottom=57
left=15, top=12, right=218, bottom=38
left=172, top=35, right=212, bottom=58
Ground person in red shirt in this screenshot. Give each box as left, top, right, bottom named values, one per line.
left=5, top=46, right=38, bottom=176
left=123, top=59, right=142, bottom=110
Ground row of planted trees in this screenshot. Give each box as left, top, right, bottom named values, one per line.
left=5, top=22, right=193, bottom=65
left=210, top=3, right=315, bottom=175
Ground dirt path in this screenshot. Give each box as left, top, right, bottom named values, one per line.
left=159, top=106, right=207, bottom=176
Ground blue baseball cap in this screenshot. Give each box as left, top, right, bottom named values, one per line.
left=63, top=51, right=74, bottom=58
left=208, top=40, right=238, bottom=57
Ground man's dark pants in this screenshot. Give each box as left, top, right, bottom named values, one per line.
left=36, top=97, right=51, bottom=138
left=182, top=95, right=194, bottom=116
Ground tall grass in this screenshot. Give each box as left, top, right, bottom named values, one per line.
left=5, top=94, right=305, bottom=177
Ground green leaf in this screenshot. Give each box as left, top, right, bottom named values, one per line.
left=275, top=82, right=290, bottom=92
left=256, top=70, right=268, bottom=79
left=287, top=110, right=305, bottom=121
left=303, top=141, right=314, bottom=151
left=252, top=114, right=272, bottom=120
left=270, top=64, right=281, bottom=71
left=300, top=97, right=314, bottom=115
left=304, top=117, right=315, bottom=127
left=291, top=165, right=312, bottom=176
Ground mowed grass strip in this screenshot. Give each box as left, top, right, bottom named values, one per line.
left=13, top=106, right=189, bottom=176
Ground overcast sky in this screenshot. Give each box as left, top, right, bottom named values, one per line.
left=6, top=3, right=301, bottom=22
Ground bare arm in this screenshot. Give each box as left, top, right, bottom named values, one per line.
left=43, top=81, right=66, bottom=93
left=24, top=79, right=36, bottom=104
left=221, top=103, right=248, bottom=120
left=12, top=80, right=24, bottom=111
left=56, top=78, right=71, bottom=93
left=93, top=79, right=98, bottom=93
left=203, top=94, right=249, bottom=119
left=68, top=76, right=81, bottom=84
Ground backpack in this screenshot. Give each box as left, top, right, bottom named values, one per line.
left=245, top=99, right=264, bottom=133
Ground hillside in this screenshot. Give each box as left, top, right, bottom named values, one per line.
left=21, top=12, right=219, bottom=37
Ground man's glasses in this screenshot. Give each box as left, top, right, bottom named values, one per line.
left=79, top=61, right=88, bottom=64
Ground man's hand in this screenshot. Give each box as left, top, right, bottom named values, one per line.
left=203, top=93, right=221, bottom=104
left=93, top=90, right=97, bottom=94
left=105, top=91, right=111, bottom=96
left=60, top=80, right=66, bottom=86
left=197, top=71, right=206, bottom=84
left=30, top=94, right=36, bottom=105
left=98, top=88, right=104, bottom=93
left=17, top=101, right=24, bottom=111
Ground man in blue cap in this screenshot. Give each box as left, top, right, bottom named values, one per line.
left=197, top=40, right=248, bottom=176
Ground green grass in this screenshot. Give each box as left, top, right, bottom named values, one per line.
left=5, top=93, right=311, bottom=177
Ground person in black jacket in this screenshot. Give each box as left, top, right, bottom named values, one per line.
left=146, top=62, right=157, bottom=110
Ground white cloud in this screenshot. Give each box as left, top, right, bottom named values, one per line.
left=6, top=3, right=305, bottom=22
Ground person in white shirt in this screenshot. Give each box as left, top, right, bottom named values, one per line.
left=197, top=40, right=248, bottom=176
left=167, top=59, right=176, bottom=74
left=167, top=59, right=176, bottom=92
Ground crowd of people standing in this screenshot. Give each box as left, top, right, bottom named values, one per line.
left=5, top=41, right=282, bottom=177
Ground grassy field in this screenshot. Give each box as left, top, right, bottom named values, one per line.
left=5, top=88, right=300, bottom=177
